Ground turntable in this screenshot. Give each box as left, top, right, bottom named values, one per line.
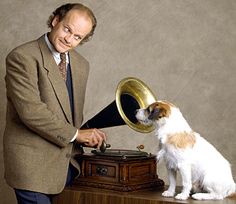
left=74, top=77, right=164, bottom=191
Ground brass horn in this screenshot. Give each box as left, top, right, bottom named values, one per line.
left=81, top=77, right=157, bottom=133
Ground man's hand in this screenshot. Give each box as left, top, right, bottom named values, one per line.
left=76, top=129, right=106, bottom=149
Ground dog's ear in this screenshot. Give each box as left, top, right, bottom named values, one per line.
left=148, top=108, right=160, bottom=120
left=157, top=102, right=172, bottom=118
left=158, top=108, right=168, bottom=118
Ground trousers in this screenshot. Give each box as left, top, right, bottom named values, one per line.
left=14, top=164, right=78, bottom=204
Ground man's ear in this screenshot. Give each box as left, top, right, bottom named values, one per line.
left=51, top=15, right=60, bottom=27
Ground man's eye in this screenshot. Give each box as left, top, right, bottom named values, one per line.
left=74, top=36, right=81, bottom=41
left=64, top=27, right=69, bottom=32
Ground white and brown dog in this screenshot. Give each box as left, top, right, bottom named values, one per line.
left=135, top=100, right=235, bottom=200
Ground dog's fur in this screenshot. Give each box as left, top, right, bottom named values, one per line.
left=135, top=100, right=235, bottom=200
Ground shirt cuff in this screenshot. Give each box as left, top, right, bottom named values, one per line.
left=70, top=129, right=78, bottom=142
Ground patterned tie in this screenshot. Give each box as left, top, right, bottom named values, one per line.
left=58, top=53, right=67, bottom=81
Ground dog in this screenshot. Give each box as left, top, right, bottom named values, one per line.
left=135, top=100, right=235, bottom=200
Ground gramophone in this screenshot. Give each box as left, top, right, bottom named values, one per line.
left=74, top=77, right=164, bottom=191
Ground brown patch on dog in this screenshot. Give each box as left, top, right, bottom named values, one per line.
left=167, top=131, right=196, bottom=148
left=227, top=193, right=236, bottom=199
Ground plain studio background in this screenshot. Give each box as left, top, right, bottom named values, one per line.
left=0, top=1, right=236, bottom=203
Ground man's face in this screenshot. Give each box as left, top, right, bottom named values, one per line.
left=48, top=9, right=92, bottom=53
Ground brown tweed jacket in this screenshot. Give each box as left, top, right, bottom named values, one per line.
left=3, top=35, right=89, bottom=194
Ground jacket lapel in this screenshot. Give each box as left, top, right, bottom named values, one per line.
left=69, top=50, right=86, bottom=127
left=37, top=35, right=73, bottom=124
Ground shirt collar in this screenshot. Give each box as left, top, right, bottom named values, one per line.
left=44, top=33, right=69, bottom=65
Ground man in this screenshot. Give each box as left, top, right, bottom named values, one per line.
left=3, top=3, right=106, bottom=204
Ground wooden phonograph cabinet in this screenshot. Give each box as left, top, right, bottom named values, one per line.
left=73, top=150, right=164, bottom=192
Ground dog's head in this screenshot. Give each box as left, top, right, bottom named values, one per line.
left=135, top=100, right=175, bottom=126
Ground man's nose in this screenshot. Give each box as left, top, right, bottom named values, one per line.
left=65, top=34, right=73, bottom=43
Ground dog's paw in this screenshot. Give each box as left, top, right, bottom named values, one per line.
left=192, top=193, right=204, bottom=200
left=191, top=193, right=223, bottom=200
left=175, top=193, right=189, bottom=200
left=162, top=190, right=175, bottom=197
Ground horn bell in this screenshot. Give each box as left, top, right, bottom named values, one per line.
left=115, top=77, right=157, bottom=133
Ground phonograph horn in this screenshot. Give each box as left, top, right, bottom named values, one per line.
left=81, top=77, right=157, bottom=133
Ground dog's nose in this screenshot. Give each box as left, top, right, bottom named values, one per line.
left=134, top=109, right=139, bottom=114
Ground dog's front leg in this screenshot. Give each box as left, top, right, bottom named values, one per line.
left=162, top=168, right=176, bottom=197
left=157, top=149, right=165, bottom=162
left=175, top=164, right=192, bottom=200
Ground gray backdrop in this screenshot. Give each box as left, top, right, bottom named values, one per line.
left=0, top=1, right=236, bottom=203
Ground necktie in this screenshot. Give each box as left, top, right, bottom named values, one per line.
left=58, top=53, right=67, bottom=81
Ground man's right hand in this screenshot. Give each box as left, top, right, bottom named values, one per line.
left=76, top=129, right=107, bottom=150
